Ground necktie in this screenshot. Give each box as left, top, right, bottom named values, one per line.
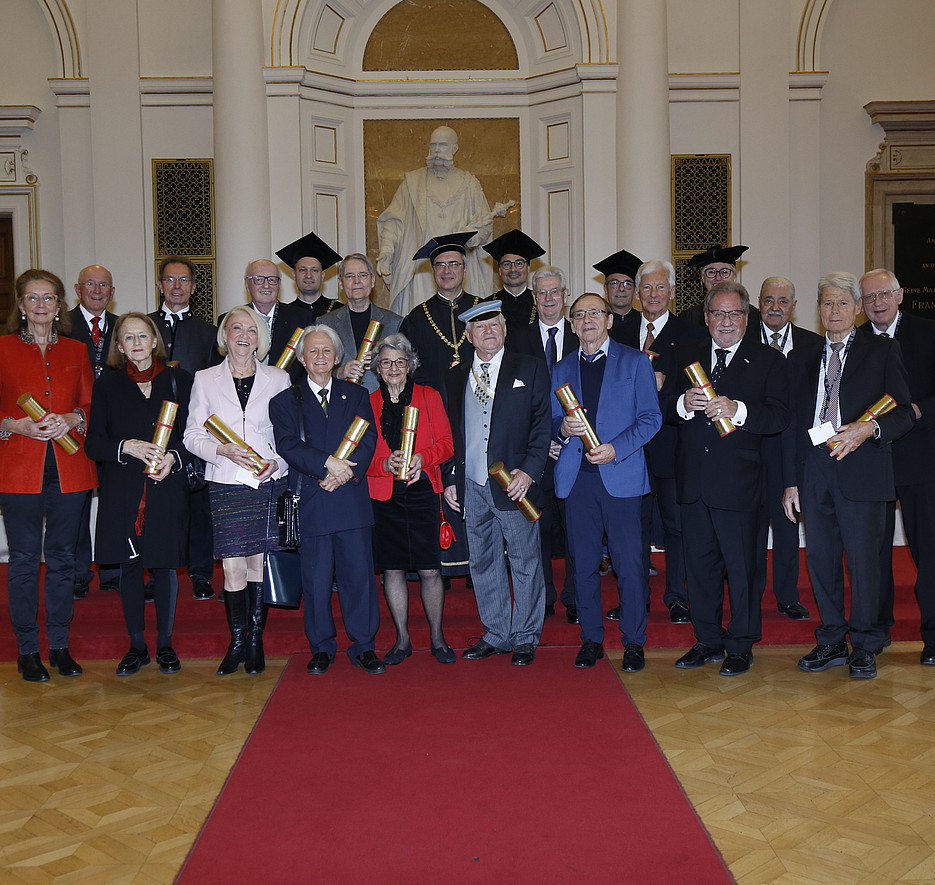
left=711, top=348, right=729, bottom=386
left=820, top=342, right=844, bottom=424
left=545, top=327, right=558, bottom=372
left=91, top=316, right=102, bottom=347
left=167, top=312, right=177, bottom=329
left=880, top=332, right=890, bottom=338
left=770, top=331, right=782, bottom=350
left=644, top=322, right=655, bottom=352
left=474, top=363, right=491, bottom=408
left=319, top=388, right=329, bottom=417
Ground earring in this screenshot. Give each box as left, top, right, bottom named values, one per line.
left=20, top=313, right=25, bottom=320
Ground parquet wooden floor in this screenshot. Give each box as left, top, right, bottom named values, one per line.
left=1, top=647, right=934, bottom=883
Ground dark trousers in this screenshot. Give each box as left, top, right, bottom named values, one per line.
left=0, top=450, right=88, bottom=654
left=681, top=499, right=760, bottom=654
left=119, top=560, right=178, bottom=649
left=566, top=471, right=645, bottom=647
left=802, top=451, right=886, bottom=652
left=187, top=484, right=215, bottom=581
left=540, top=492, right=576, bottom=608
left=879, top=481, right=935, bottom=645
left=644, top=471, right=687, bottom=608
left=300, top=526, right=379, bottom=659
left=754, top=455, right=802, bottom=606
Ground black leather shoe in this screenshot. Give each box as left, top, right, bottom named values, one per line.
left=352, top=650, right=386, bottom=674
left=848, top=648, right=877, bottom=679
left=73, top=581, right=90, bottom=600
left=307, top=652, right=334, bottom=674
left=675, top=643, right=725, bottom=669
left=574, top=640, right=604, bottom=668
left=383, top=643, right=412, bottom=666
left=798, top=642, right=848, bottom=672
left=512, top=644, right=536, bottom=666
left=621, top=643, right=645, bottom=672
left=192, top=578, right=215, bottom=600
left=99, top=577, right=119, bottom=593
left=17, top=652, right=50, bottom=683
left=544, top=603, right=555, bottom=618
left=431, top=643, right=456, bottom=664
left=565, top=604, right=579, bottom=625
left=606, top=604, right=621, bottom=621
left=462, top=639, right=509, bottom=659
left=778, top=602, right=810, bottom=620
left=668, top=602, right=691, bottom=624
left=156, top=646, right=181, bottom=674
left=116, top=646, right=151, bottom=676
left=921, top=644, right=935, bottom=666
left=49, top=648, right=82, bottom=677
left=720, top=651, right=753, bottom=676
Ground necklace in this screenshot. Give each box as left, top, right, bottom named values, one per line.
left=421, top=294, right=480, bottom=368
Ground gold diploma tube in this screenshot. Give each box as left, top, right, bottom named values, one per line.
left=274, top=327, right=305, bottom=370
left=334, top=416, right=370, bottom=461
left=204, top=414, right=265, bottom=474
left=684, top=362, right=735, bottom=437
left=397, top=406, right=419, bottom=479
left=145, top=400, right=178, bottom=476
left=489, top=461, right=541, bottom=523
left=554, top=383, right=601, bottom=452
left=16, top=393, right=80, bottom=454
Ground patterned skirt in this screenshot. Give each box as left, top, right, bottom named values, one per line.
left=209, top=477, right=286, bottom=559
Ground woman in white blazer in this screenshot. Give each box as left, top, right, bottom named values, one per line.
left=184, top=306, right=292, bottom=676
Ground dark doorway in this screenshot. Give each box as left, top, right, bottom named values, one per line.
left=0, top=217, right=13, bottom=327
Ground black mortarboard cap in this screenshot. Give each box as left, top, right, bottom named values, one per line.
left=593, top=248, right=643, bottom=280
left=686, top=245, right=749, bottom=269
left=276, top=231, right=342, bottom=271
left=412, top=231, right=477, bottom=262
left=482, top=229, right=546, bottom=263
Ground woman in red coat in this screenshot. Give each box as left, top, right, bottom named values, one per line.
left=0, top=270, right=97, bottom=682
left=366, top=333, right=455, bottom=664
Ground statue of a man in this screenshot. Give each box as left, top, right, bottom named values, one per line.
left=377, top=125, right=513, bottom=316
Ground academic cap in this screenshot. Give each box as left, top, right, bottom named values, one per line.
left=686, top=245, right=749, bottom=269
left=482, top=229, right=546, bottom=263
left=593, top=248, right=643, bottom=280
left=276, top=231, right=342, bottom=271
left=412, top=231, right=477, bottom=262
left=458, top=299, right=502, bottom=324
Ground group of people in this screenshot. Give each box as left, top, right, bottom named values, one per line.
left=2, top=226, right=930, bottom=684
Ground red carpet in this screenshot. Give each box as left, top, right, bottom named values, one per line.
left=175, top=650, right=735, bottom=884
left=0, top=547, right=922, bottom=662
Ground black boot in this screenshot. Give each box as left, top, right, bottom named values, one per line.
left=244, top=580, right=267, bottom=675
left=217, top=589, right=248, bottom=675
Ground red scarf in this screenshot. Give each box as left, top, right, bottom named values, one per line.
left=126, top=357, right=165, bottom=383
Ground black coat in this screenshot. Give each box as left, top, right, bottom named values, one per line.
left=85, top=367, right=194, bottom=566
left=148, top=309, right=218, bottom=374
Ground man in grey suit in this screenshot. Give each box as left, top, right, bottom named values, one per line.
left=148, top=256, right=218, bottom=600
left=316, top=253, right=402, bottom=394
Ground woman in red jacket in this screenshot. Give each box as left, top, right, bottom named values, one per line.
left=0, top=270, right=97, bottom=682
left=367, top=333, right=455, bottom=664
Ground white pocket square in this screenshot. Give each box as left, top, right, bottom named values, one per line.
left=512, top=378, right=525, bottom=388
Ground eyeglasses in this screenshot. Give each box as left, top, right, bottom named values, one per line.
left=706, top=309, right=746, bottom=321
left=703, top=267, right=735, bottom=280
left=342, top=272, right=372, bottom=282
left=433, top=261, right=464, bottom=270
left=605, top=280, right=634, bottom=291
left=499, top=259, right=528, bottom=270
left=639, top=284, right=671, bottom=295
left=378, top=358, right=408, bottom=369
left=24, top=294, right=57, bottom=305
left=161, top=276, right=193, bottom=285
left=534, top=288, right=564, bottom=299
left=80, top=280, right=111, bottom=290
left=862, top=288, right=899, bottom=303
left=571, top=308, right=608, bottom=320
left=246, top=275, right=281, bottom=286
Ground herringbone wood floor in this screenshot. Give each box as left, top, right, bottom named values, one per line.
left=2, top=647, right=934, bottom=883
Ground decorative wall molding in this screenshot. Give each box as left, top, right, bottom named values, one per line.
left=796, top=0, right=835, bottom=72
left=37, top=0, right=83, bottom=78
left=0, top=107, right=42, bottom=139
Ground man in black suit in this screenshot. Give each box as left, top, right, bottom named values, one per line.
left=149, top=256, right=218, bottom=600
left=859, top=267, right=935, bottom=665
left=634, top=259, right=707, bottom=623
left=663, top=281, right=789, bottom=675
left=65, top=264, right=118, bottom=597
left=783, top=272, right=913, bottom=679
left=269, top=325, right=383, bottom=675
left=276, top=230, right=342, bottom=320
left=747, top=276, right=821, bottom=620
left=506, top=265, right=579, bottom=622
left=594, top=248, right=643, bottom=346
left=482, top=229, right=545, bottom=332
left=444, top=301, right=551, bottom=666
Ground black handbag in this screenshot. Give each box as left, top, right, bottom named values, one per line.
left=168, top=368, right=207, bottom=491
left=264, top=548, right=303, bottom=607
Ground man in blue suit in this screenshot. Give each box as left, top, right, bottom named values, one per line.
left=552, top=293, right=661, bottom=671
left=270, top=325, right=383, bottom=675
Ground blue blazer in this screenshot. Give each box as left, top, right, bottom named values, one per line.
left=551, top=339, right=661, bottom=499
left=269, top=378, right=376, bottom=536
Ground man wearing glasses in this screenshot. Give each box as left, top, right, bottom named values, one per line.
left=483, top=229, right=546, bottom=332
left=858, top=268, right=935, bottom=665
left=316, top=253, right=401, bottom=394
left=552, top=293, right=661, bottom=671
left=276, top=231, right=343, bottom=321
left=664, top=281, right=789, bottom=676
left=592, top=249, right=643, bottom=347
left=240, top=258, right=307, bottom=376
left=66, top=265, right=119, bottom=599
left=681, top=245, right=758, bottom=327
